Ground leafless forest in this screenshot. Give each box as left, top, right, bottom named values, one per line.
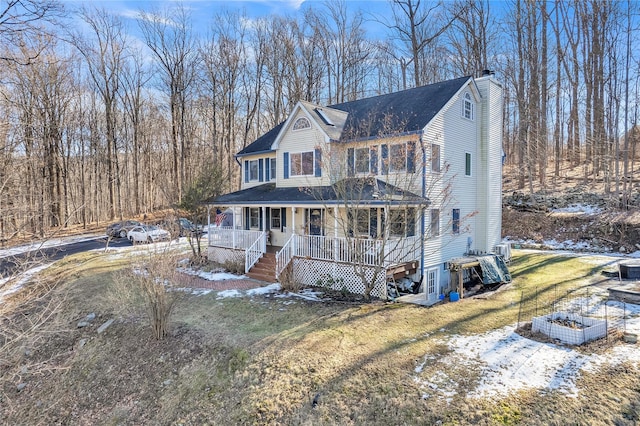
left=1, top=0, right=639, bottom=243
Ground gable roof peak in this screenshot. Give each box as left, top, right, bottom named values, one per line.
left=237, top=75, right=476, bottom=156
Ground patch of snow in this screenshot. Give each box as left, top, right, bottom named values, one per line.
left=216, top=289, right=242, bottom=299
left=277, top=288, right=325, bottom=302
left=551, top=204, right=603, bottom=215
left=0, top=263, right=54, bottom=303
left=178, top=266, right=245, bottom=281
left=414, top=298, right=640, bottom=400
left=246, top=283, right=281, bottom=296
left=188, top=288, right=213, bottom=296
left=173, top=286, right=214, bottom=296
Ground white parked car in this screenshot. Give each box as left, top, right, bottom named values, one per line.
left=127, top=225, right=170, bottom=244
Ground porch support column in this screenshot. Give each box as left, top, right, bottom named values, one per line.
left=334, top=207, right=339, bottom=262
left=206, top=205, right=211, bottom=247
left=292, top=207, right=297, bottom=254
left=261, top=206, right=267, bottom=251
left=383, top=205, right=390, bottom=267
left=233, top=207, right=239, bottom=249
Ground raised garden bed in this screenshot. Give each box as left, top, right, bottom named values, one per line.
left=531, top=311, right=607, bottom=345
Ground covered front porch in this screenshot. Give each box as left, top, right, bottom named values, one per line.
left=206, top=225, right=422, bottom=298
left=205, top=178, right=428, bottom=298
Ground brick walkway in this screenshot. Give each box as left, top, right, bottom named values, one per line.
left=176, top=273, right=273, bottom=291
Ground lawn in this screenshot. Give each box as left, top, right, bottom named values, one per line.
left=1, top=249, right=639, bottom=425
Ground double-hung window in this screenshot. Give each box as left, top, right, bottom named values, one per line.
left=389, top=143, right=407, bottom=172
left=430, top=209, right=440, bottom=237
left=271, top=208, right=281, bottom=229
left=290, top=151, right=314, bottom=176
left=248, top=160, right=259, bottom=181
left=355, top=147, right=370, bottom=174
left=463, top=93, right=474, bottom=120
left=270, top=158, right=276, bottom=180
left=388, top=208, right=416, bottom=237
left=465, top=153, right=472, bottom=176
left=431, top=144, right=441, bottom=173
left=249, top=208, right=260, bottom=228
left=452, top=208, right=460, bottom=234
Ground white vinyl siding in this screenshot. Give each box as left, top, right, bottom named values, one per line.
left=475, top=77, right=504, bottom=253
left=422, top=80, right=480, bottom=290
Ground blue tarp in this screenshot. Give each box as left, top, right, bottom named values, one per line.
left=477, top=254, right=512, bottom=285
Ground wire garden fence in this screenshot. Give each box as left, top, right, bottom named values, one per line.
left=515, top=285, right=638, bottom=345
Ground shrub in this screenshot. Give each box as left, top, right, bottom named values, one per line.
left=111, top=252, right=184, bottom=340
left=278, top=263, right=300, bottom=292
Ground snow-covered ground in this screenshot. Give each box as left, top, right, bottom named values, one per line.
left=414, top=296, right=640, bottom=400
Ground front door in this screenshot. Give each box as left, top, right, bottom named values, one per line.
left=425, top=267, right=439, bottom=304
left=306, top=208, right=324, bottom=236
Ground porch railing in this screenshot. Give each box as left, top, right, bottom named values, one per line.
left=275, top=234, right=421, bottom=278
left=275, top=236, right=294, bottom=280
left=208, top=227, right=264, bottom=250
left=245, top=231, right=267, bottom=273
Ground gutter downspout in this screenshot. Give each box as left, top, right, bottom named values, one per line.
left=420, top=130, right=426, bottom=286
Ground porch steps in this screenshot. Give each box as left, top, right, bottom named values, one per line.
left=247, top=252, right=277, bottom=283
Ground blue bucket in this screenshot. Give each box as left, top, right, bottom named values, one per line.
left=449, top=292, right=459, bottom=302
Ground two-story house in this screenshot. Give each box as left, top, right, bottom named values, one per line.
left=205, top=73, right=505, bottom=303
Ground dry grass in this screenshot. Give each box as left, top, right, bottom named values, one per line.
left=1, top=250, right=639, bottom=425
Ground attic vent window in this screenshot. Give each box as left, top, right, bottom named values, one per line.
left=315, top=108, right=334, bottom=126
left=293, top=117, right=311, bottom=130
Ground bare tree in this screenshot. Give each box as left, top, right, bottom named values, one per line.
left=120, top=50, right=151, bottom=216
left=0, top=0, right=63, bottom=65
left=200, top=10, right=255, bottom=181
left=138, top=5, right=198, bottom=201
left=310, top=0, right=373, bottom=103
left=72, top=7, right=128, bottom=221
left=383, top=0, right=460, bottom=87
left=447, top=0, right=496, bottom=76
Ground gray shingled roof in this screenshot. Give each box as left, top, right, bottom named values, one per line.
left=331, top=76, right=472, bottom=139
left=206, top=179, right=429, bottom=207
left=237, top=76, right=471, bottom=157
left=237, top=122, right=284, bottom=156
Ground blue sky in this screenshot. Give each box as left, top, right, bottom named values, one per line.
left=61, top=0, right=393, bottom=33
left=61, top=0, right=390, bottom=38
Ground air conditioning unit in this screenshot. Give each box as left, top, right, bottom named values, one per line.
left=494, top=243, right=512, bottom=262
